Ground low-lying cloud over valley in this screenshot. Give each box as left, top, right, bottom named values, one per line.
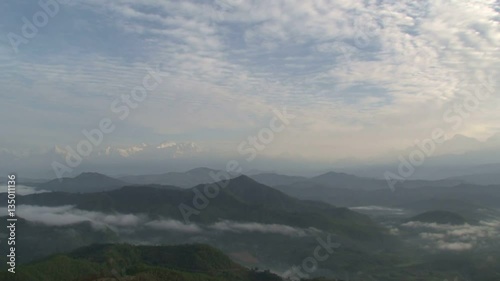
left=2, top=205, right=319, bottom=238
left=401, top=220, right=500, bottom=251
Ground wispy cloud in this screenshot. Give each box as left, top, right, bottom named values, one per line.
left=0, top=185, right=50, bottom=195
left=145, top=219, right=203, bottom=233
left=401, top=219, right=500, bottom=251
left=1, top=0, right=498, bottom=170
left=5, top=205, right=317, bottom=238
left=210, top=220, right=319, bottom=237
left=8, top=205, right=143, bottom=229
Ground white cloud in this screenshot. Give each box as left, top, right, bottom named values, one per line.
left=0, top=185, right=50, bottom=195
left=5, top=205, right=316, bottom=238
left=1, top=0, right=498, bottom=166
left=436, top=241, right=474, bottom=251
left=209, top=220, right=318, bottom=237
left=350, top=205, right=406, bottom=215
left=401, top=219, right=500, bottom=251
left=145, top=219, right=203, bottom=233
left=10, top=205, right=144, bottom=229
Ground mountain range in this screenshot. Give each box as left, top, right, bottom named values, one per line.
left=9, top=175, right=388, bottom=243
left=37, top=172, right=126, bottom=193
left=120, top=167, right=228, bottom=188
left=3, top=134, right=500, bottom=181
left=2, top=170, right=499, bottom=280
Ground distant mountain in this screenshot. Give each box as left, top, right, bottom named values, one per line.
left=308, top=171, right=388, bottom=190
left=309, top=171, right=461, bottom=190
left=37, top=172, right=126, bottom=193
left=407, top=210, right=467, bottom=225
left=121, top=169, right=307, bottom=188
left=450, top=172, right=500, bottom=186
left=331, top=134, right=500, bottom=180
left=435, top=134, right=484, bottom=155
left=0, top=243, right=286, bottom=281
left=275, top=181, right=500, bottom=213
left=249, top=173, right=307, bottom=186
left=120, top=167, right=233, bottom=188
left=0, top=142, right=205, bottom=179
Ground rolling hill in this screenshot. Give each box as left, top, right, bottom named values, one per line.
left=120, top=167, right=231, bottom=188
left=450, top=172, right=500, bottom=186
left=0, top=243, right=286, bottom=281
left=37, top=172, right=126, bottom=193
left=248, top=173, right=307, bottom=186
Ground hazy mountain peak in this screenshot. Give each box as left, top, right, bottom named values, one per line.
left=230, top=174, right=260, bottom=185
left=486, top=133, right=500, bottom=147
left=314, top=171, right=358, bottom=179
left=38, top=172, right=125, bottom=193
left=75, top=172, right=111, bottom=179
left=321, top=171, right=346, bottom=176
left=437, top=134, right=484, bottom=155
left=186, top=167, right=219, bottom=174
left=249, top=173, right=307, bottom=186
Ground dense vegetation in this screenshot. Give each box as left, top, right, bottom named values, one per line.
left=0, top=244, right=312, bottom=281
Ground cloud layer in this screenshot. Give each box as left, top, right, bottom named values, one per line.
left=401, top=219, right=500, bottom=251
left=4, top=205, right=317, bottom=237
left=1, top=0, right=498, bottom=173
left=0, top=185, right=50, bottom=195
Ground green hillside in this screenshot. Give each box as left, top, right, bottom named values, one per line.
left=0, top=244, right=285, bottom=281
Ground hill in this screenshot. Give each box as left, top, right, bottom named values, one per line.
left=120, top=167, right=231, bottom=188
left=249, top=173, right=307, bottom=186
left=5, top=176, right=388, bottom=242
left=37, top=172, right=125, bottom=193
left=275, top=182, right=500, bottom=211
left=0, top=243, right=285, bottom=281
left=450, top=172, right=500, bottom=186
left=309, top=171, right=388, bottom=190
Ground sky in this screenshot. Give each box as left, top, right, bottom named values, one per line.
left=0, top=0, right=499, bottom=176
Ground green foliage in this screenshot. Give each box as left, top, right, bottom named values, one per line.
left=0, top=243, right=285, bottom=281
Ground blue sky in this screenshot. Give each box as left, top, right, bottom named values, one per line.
left=1, top=0, right=499, bottom=169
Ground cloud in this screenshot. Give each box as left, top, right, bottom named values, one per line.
left=10, top=205, right=143, bottom=229
left=4, top=205, right=315, bottom=238
left=1, top=0, right=498, bottom=169
left=209, top=220, right=318, bottom=237
left=420, top=232, right=446, bottom=240
left=145, top=219, right=203, bottom=233
left=350, top=205, right=406, bottom=215
left=401, top=219, right=500, bottom=251
left=436, top=241, right=473, bottom=251
left=0, top=185, right=50, bottom=195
